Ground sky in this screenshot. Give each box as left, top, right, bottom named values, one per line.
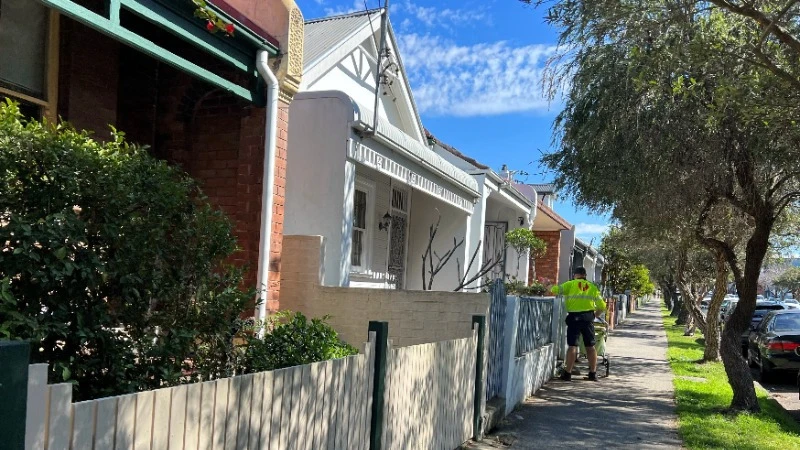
left=297, top=0, right=610, bottom=244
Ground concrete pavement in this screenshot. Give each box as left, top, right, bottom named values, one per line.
left=467, top=300, right=683, bottom=449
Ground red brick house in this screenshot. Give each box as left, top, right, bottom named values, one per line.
left=513, top=184, right=573, bottom=284
left=0, top=0, right=305, bottom=318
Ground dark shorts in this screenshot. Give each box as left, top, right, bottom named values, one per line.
left=566, top=311, right=596, bottom=347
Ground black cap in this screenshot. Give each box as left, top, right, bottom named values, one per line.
left=573, top=267, right=587, bottom=276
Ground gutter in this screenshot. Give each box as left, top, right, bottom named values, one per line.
left=255, top=50, right=279, bottom=336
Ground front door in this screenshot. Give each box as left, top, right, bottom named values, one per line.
left=484, top=222, right=508, bottom=281
left=388, top=187, right=410, bottom=289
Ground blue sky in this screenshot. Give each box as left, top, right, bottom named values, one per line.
left=297, top=0, right=610, bottom=243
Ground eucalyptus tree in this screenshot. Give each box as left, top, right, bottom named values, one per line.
left=531, top=0, right=800, bottom=411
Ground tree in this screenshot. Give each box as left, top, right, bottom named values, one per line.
left=774, top=266, right=800, bottom=298
left=531, top=0, right=800, bottom=411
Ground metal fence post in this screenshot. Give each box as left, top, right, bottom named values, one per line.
left=368, top=321, right=389, bottom=450
left=1, top=341, right=30, bottom=450
left=472, top=315, right=486, bottom=441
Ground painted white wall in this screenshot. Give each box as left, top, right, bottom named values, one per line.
left=406, top=192, right=470, bottom=291
left=559, top=227, right=575, bottom=284
left=285, top=95, right=353, bottom=286
left=464, top=176, right=488, bottom=292
left=583, top=254, right=597, bottom=283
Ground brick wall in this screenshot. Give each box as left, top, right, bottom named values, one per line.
left=58, top=16, right=119, bottom=138
left=531, top=230, right=561, bottom=284
left=57, top=19, right=287, bottom=312
left=281, top=235, right=490, bottom=347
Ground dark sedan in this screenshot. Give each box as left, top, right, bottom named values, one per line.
left=739, top=301, right=787, bottom=356
left=747, top=310, right=800, bottom=382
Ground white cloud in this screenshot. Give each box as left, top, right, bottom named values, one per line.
left=393, top=1, right=490, bottom=29
left=575, top=223, right=610, bottom=238
left=324, top=0, right=367, bottom=16
left=397, top=34, right=558, bottom=116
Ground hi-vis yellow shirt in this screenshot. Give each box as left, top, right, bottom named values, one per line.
left=550, top=279, right=607, bottom=313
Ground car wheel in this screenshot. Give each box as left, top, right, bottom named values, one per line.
left=759, top=357, right=773, bottom=383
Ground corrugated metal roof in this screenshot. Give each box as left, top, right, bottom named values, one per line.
left=513, top=183, right=538, bottom=203
left=529, top=183, right=556, bottom=194
left=304, top=10, right=383, bottom=69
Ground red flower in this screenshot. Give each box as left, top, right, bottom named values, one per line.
left=225, top=23, right=234, bottom=34
left=206, top=20, right=215, bottom=31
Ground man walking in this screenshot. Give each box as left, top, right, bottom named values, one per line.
left=550, top=267, right=607, bottom=381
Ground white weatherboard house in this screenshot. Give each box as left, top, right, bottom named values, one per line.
left=284, top=9, right=481, bottom=290
left=429, top=133, right=537, bottom=290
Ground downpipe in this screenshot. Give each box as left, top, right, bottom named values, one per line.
left=255, top=50, right=279, bottom=337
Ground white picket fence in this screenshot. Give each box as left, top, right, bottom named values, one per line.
left=382, top=329, right=477, bottom=450
left=24, top=335, right=375, bottom=450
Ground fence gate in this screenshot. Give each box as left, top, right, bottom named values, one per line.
left=485, top=280, right=506, bottom=401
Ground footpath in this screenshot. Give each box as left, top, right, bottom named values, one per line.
left=469, top=301, right=684, bottom=449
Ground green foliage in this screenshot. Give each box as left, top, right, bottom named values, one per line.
left=0, top=101, right=358, bottom=399
left=505, top=276, right=548, bottom=297
left=661, top=306, right=800, bottom=449
left=0, top=100, right=256, bottom=399
left=774, top=267, right=800, bottom=298
left=505, top=228, right=547, bottom=259
left=241, top=312, right=358, bottom=373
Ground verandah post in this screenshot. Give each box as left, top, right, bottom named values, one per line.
left=472, top=315, right=487, bottom=441
left=368, top=321, right=389, bottom=450
left=0, top=341, right=30, bottom=450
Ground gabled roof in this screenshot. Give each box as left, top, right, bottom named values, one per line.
left=537, top=200, right=571, bottom=230
left=302, top=10, right=426, bottom=144
left=304, top=9, right=383, bottom=69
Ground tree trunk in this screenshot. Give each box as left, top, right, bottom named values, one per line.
left=703, top=251, right=727, bottom=362
left=722, top=221, right=772, bottom=413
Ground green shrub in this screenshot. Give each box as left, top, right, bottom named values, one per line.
left=241, top=311, right=358, bottom=373
left=505, top=278, right=548, bottom=297
left=0, top=99, right=254, bottom=399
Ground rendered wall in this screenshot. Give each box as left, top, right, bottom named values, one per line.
left=280, top=235, right=490, bottom=347
left=406, top=192, right=470, bottom=291
left=285, top=95, right=352, bottom=286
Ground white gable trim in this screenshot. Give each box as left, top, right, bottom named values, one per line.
left=303, top=13, right=427, bottom=144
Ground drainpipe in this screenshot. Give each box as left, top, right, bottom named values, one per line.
left=255, top=50, right=279, bottom=336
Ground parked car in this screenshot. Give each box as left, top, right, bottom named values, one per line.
left=720, top=298, right=739, bottom=322
left=782, top=298, right=800, bottom=309
left=741, top=301, right=789, bottom=356
left=747, top=310, right=800, bottom=382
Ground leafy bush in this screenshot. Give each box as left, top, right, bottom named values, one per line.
left=0, top=100, right=254, bottom=399
left=505, top=228, right=547, bottom=259
left=241, top=311, right=358, bottom=373
left=505, top=277, right=548, bottom=297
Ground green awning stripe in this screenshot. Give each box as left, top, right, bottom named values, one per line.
left=38, top=0, right=261, bottom=103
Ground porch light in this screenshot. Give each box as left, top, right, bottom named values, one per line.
left=518, top=216, right=526, bottom=226
left=378, top=212, right=392, bottom=231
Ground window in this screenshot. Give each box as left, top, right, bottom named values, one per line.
left=351, top=179, right=374, bottom=272
left=0, top=0, right=58, bottom=120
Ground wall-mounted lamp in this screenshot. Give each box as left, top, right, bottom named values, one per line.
left=518, top=216, right=526, bottom=226
left=378, top=212, right=392, bottom=231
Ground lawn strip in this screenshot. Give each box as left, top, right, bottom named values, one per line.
left=660, top=305, right=800, bottom=450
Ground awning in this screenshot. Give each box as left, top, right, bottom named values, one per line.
left=37, top=0, right=279, bottom=104
left=348, top=139, right=476, bottom=214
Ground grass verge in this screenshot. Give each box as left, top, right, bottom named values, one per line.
left=661, top=304, right=800, bottom=449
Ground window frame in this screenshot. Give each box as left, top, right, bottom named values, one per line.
left=351, top=177, right=376, bottom=274
left=0, top=7, right=59, bottom=122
